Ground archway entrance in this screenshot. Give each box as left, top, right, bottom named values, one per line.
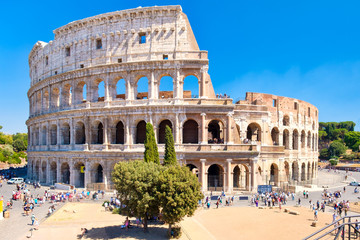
left=247, top=123, right=261, bottom=142
left=183, top=120, right=198, bottom=143
left=41, top=162, right=47, bottom=183
left=158, top=120, right=172, bottom=144
left=292, top=162, right=299, bottom=181
left=208, top=164, right=223, bottom=191
left=50, top=162, right=57, bottom=185
left=233, top=165, right=249, bottom=191
left=208, top=120, right=223, bottom=143
left=301, top=163, right=306, bottom=181
left=136, top=121, right=146, bottom=144
left=61, top=163, right=70, bottom=184
left=115, top=121, right=124, bottom=144
left=270, top=164, right=279, bottom=186
left=271, top=128, right=279, bottom=145
left=74, top=162, right=85, bottom=188
left=94, top=164, right=103, bottom=183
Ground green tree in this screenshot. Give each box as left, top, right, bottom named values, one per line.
left=328, top=141, right=347, bottom=157
left=163, top=125, right=177, bottom=166
left=339, top=121, right=356, bottom=132
left=144, top=123, right=159, bottom=164
left=112, top=160, right=164, bottom=232
left=0, top=152, right=6, bottom=162
left=318, top=131, right=328, bottom=141
left=344, top=131, right=360, bottom=151
left=0, top=134, right=13, bottom=145
left=1, top=144, right=14, bottom=158
left=319, top=148, right=330, bottom=160
left=158, top=165, right=203, bottom=234
left=12, top=133, right=28, bottom=152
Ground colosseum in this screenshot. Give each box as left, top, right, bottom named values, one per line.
left=26, top=5, right=318, bottom=193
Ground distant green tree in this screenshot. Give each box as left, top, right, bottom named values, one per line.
left=328, top=141, right=347, bottom=157
left=1, top=145, right=14, bottom=158
left=158, top=165, right=203, bottom=235
left=318, top=131, right=328, bottom=141
left=112, top=160, right=164, bottom=232
left=319, top=148, right=330, bottom=160
left=0, top=134, right=13, bottom=145
left=12, top=133, right=28, bottom=152
left=144, top=123, right=159, bottom=164
left=163, top=125, right=177, bottom=166
left=339, top=121, right=356, bottom=132
left=0, top=152, right=6, bottom=162
left=344, top=131, right=360, bottom=151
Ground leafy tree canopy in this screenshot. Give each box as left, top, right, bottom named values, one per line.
left=144, top=123, right=159, bottom=164
left=163, top=125, right=177, bottom=166
left=344, top=131, right=360, bottom=151
left=328, top=140, right=347, bottom=157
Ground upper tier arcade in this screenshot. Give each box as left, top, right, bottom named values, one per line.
left=28, top=5, right=206, bottom=87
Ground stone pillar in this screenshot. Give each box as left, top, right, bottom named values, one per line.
left=174, top=68, right=180, bottom=99
left=39, top=159, right=43, bottom=183
left=226, top=113, right=233, bottom=144
left=226, top=159, right=233, bottom=193
left=84, top=161, right=91, bottom=189
left=56, top=159, right=61, bottom=183
left=200, top=67, right=208, bottom=98
left=38, top=126, right=41, bottom=147
left=46, top=160, right=51, bottom=185
left=125, top=116, right=131, bottom=148
left=175, top=113, right=180, bottom=144
left=149, top=70, right=155, bottom=100
left=56, top=120, right=60, bottom=149
left=289, top=131, right=293, bottom=150
left=46, top=121, right=50, bottom=150
left=200, top=159, right=207, bottom=192
left=85, top=116, right=90, bottom=150
left=104, top=118, right=109, bottom=150
left=279, top=132, right=283, bottom=147
left=70, top=117, right=75, bottom=149
left=69, top=163, right=75, bottom=186
left=125, top=75, right=132, bottom=101
left=201, top=113, right=207, bottom=144
left=104, top=73, right=111, bottom=106
left=40, top=89, right=44, bottom=114
left=251, top=158, right=258, bottom=192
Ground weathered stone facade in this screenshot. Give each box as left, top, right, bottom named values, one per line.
left=26, top=5, right=318, bottom=193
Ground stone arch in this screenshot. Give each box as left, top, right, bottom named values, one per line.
left=62, top=84, right=72, bottom=107
left=36, top=92, right=41, bottom=114
left=41, top=161, right=47, bottom=183
left=233, top=164, right=249, bottom=191
left=301, top=130, right=306, bottom=148
left=158, top=119, right=173, bottom=144
left=311, top=162, right=315, bottom=179
left=283, top=115, right=290, bottom=126
left=270, top=163, right=279, bottom=186
left=283, top=129, right=290, bottom=149
left=115, top=121, right=125, bottom=144
left=136, top=120, right=147, bottom=144
left=292, top=161, right=299, bottom=181
left=75, top=121, right=86, bottom=144
left=207, top=164, right=224, bottom=190
left=92, top=121, right=104, bottom=144
left=35, top=160, right=40, bottom=181
left=115, top=78, right=126, bottom=100
left=208, top=120, right=224, bottom=143
left=307, top=131, right=311, bottom=148
left=135, top=76, right=149, bottom=100
left=43, top=90, right=49, bottom=110
left=61, top=122, right=70, bottom=145
left=92, top=163, right=104, bottom=183
left=41, top=126, right=47, bottom=145
left=159, top=75, right=174, bottom=99
left=284, top=161, right=290, bottom=182
left=247, top=123, right=261, bottom=142
left=74, top=81, right=87, bottom=104
left=271, top=127, right=279, bottom=145
left=50, top=124, right=57, bottom=145
left=183, top=119, right=199, bottom=144
left=74, top=162, right=85, bottom=188
left=183, top=74, right=199, bottom=98
left=301, top=162, right=306, bottom=181
left=312, top=133, right=315, bottom=151
left=307, top=162, right=311, bottom=181
left=61, top=162, right=70, bottom=184
left=292, top=129, right=299, bottom=150
left=51, top=87, right=60, bottom=108
left=50, top=161, right=57, bottom=185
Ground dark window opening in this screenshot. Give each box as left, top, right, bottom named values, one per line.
left=308, top=107, right=311, bottom=117
left=118, top=58, right=122, bottom=63
left=80, top=64, right=84, bottom=68
left=96, top=39, right=102, bottom=49
left=65, top=47, right=70, bottom=57
left=45, top=56, right=49, bottom=66
left=294, top=102, right=298, bottom=110
left=163, top=54, right=168, bottom=60
left=139, top=33, right=146, bottom=44
left=273, top=99, right=277, bottom=107
left=54, top=71, right=58, bottom=75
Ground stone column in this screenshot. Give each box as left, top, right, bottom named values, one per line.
left=38, top=126, right=42, bottom=147
left=201, top=113, right=207, bottom=144
left=84, top=161, right=91, bottom=189
left=226, top=113, right=233, bottom=144
left=125, top=116, right=130, bottom=148
left=69, top=163, right=75, bottom=186
left=56, top=120, right=60, bottom=149
left=226, top=159, right=233, bottom=193
left=104, top=73, right=111, bottom=106
left=148, top=70, right=155, bottom=100
left=279, top=132, right=283, bottom=147
left=200, top=67, right=208, bottom=98
left=56, top=159, right=61, bottom=183
left=251, top=158, right=258, bottom=192
left=200, top=159, right=207, bottom=192
left=85, top=116, right=90, bottom=151
left=289, top=131, right=293, bottom=150
left=125, top=77, right=132, bottom=101
left=175, top=113, right=180, bottom=144
left=40, top=89, right=44, bottom=114
left=104, top=118, right=109, bottom=150
left=39, top=159, right=43, bottom=183
left=174, top=68, right=181, bottom=99
left=46, top=121, right=50, bottom=150
left=46, top=160, right=51, bottom=185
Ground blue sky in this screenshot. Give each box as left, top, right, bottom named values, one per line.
left=1, top=0, right=360, bottom=133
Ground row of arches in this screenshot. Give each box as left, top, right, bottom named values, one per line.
left=31, top=74, right=200, bottom=115
left=270, top=127, right=317, bottom=150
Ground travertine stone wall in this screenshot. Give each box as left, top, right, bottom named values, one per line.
left=27, top=5, right=318, bottom=193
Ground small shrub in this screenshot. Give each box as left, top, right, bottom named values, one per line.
left=112, top=208, right=120, bottom=214
left=167, top=226, right=182, bottom=239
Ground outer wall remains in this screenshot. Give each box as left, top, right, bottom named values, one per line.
left=26, top=5, right=318, bottom=193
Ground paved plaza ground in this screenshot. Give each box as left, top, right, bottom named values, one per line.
left=2, top=168, right=360, bottom=240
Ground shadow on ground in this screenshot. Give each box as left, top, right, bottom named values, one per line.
left=83, top=224, right=168, bottom=240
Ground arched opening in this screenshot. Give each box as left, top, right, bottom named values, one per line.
left=233, top=165, right=249, bottom=190
left=62, top=84, right=72, bottom=107
left=94, top=164, right=103, bottom=183
left=158, top=120, right=172, bottom=144
left=270, top=164, right=279, bottom=185
left=312, top=162, right=315, bottom=179
left=292, top=129, right=299, bottom=150
left=186, top=164, right=199, bottom=178
left=115, top=79, right=126, bottom=100
left=97, top=80, right=105, bottom=102
left=283, top=129, right=290, bottom=149
left=271, top=127, right=279, bottom=145
left=301, top=163, right=306, bottom=181
left=36, top=92, right=41, bottom=114
left=43, top=90, right=49, bottom=110
left=74, top=162, right=85, bottom=188
left=257, top=166, right=264, bottom=185
left=115, top=121, right=124, bottom=144
left=307, top=162, right=311, bottom=181
left=136, top=120, right=146, bottom=144
left=35, top=161, right=40, bottom=181
left=312, top=134, right=315, bottom=151
left=307, top=131, right=311, bottom=148
left=51, top=87, right=60, bottom=109
left=96, top=122, right=104, bottom=144
left=183, top=75, right=199, bottom=98
left=301, top=130, right=305, bottom=148
left=284, top=161, right=290, bottom=182
left=183, top=120, right=199, bottom=144
left=41, top=126, right=47, bottom=145
left=159, top=76, right=174, bottom=99
left=41, top=161, right=47, bottom=183
left=50, top=124, right=57, bottom=145
left=61, top=123, right=70, bottom=145
left=292, top=162, right=299, bottom=181
left=207, top=164, right=224, bottom=190
left=283, top=115, right=290, bottom=126
left=74, top=81, right=86, bottom=104
left=208, top=120, right=224, bottom=144
left=50, top=161, right=57, bottom=185
left=75, top=122, right=86, bottom=144
left=247, top=123, right=261, bottom=142
left=135, top=77, right=148, bottom=99
left=61, top=162, right=70, bottom=184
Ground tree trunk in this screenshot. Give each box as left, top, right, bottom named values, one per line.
left=143, top=212, right=148, bottom=232
left=168, top=223, right=172, bottom=236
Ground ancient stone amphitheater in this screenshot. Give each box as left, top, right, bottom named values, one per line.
left=26, top=5, right=318, bottom=193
